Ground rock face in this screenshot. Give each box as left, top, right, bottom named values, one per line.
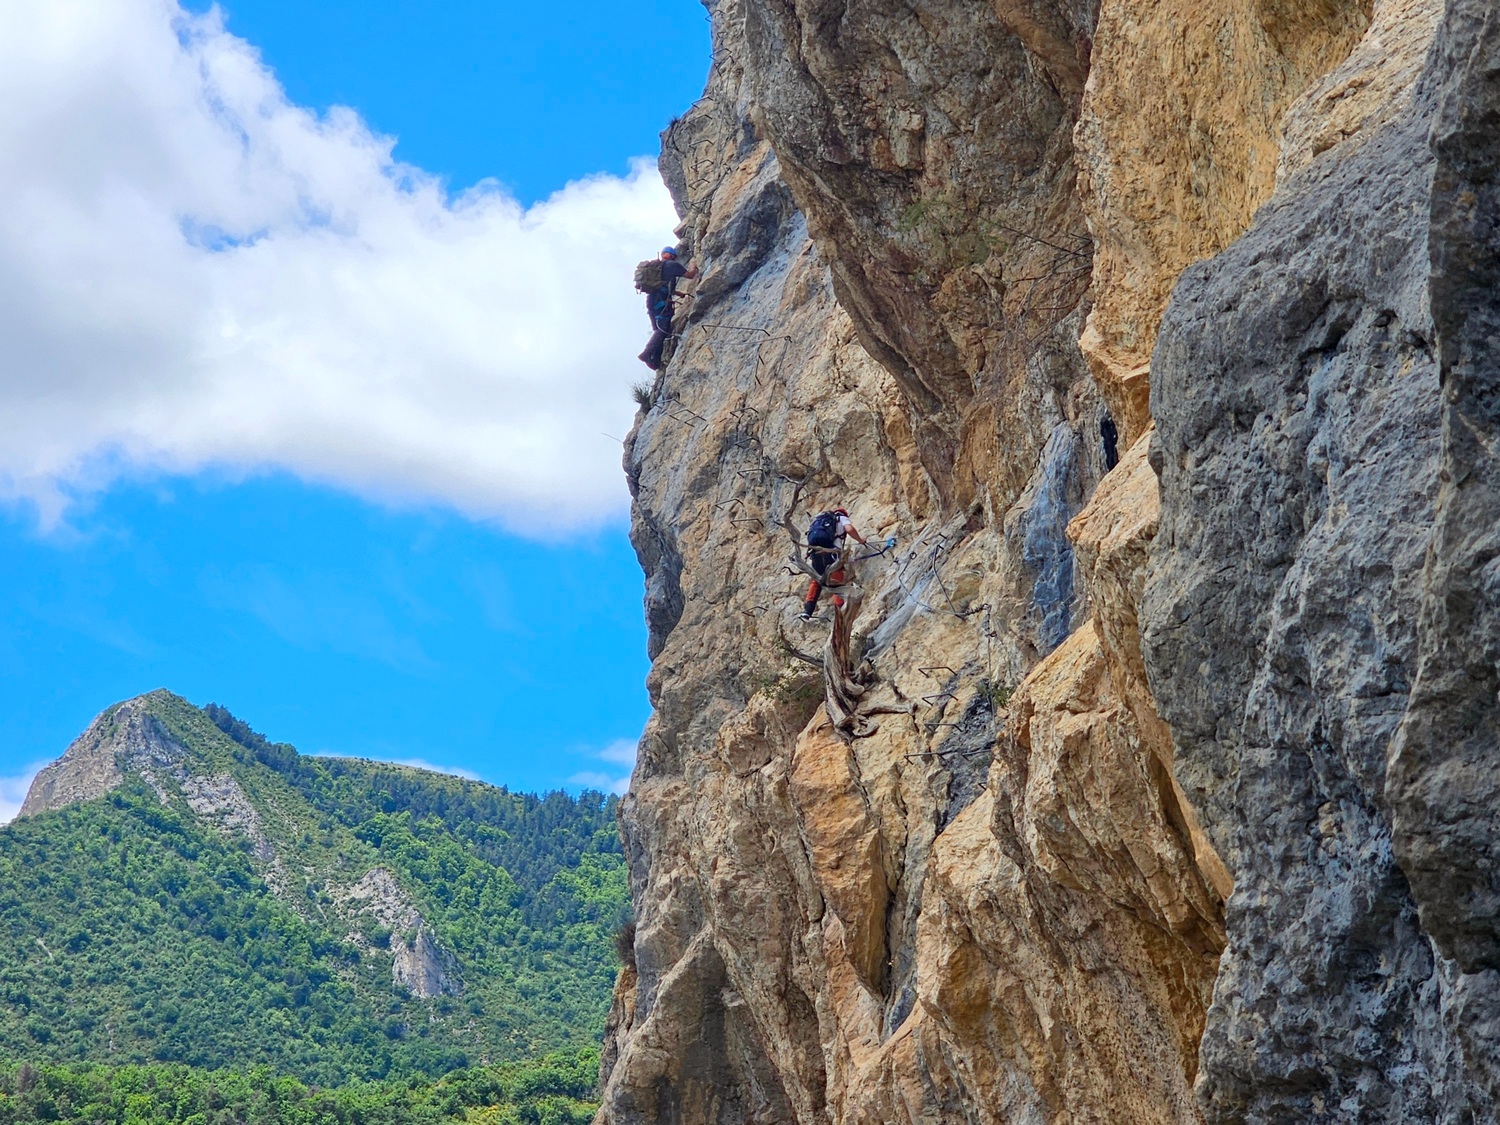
left=603, top=0, right=1500, bottom=1121
left=23, top=693, right=274, bottom=859
left=1142, top=0, right=1500, bottom=1118
left=340, top=867, right=461, bottom=1000
left=20, top=694, right=188, bottom=817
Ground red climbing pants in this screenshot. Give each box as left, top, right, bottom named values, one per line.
left=804, top=567, right=847, bottom=610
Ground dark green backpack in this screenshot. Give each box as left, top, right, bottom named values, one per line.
left=633, top=259, right=665, bottom=293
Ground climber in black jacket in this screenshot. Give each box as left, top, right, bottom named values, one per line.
left=800, top=507, right=869, bottom=620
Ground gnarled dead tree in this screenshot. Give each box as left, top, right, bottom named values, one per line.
left=776, top=478, right=877, bottom=736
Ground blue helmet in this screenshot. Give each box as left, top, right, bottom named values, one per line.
left=661, top=246, right=678, bottom=258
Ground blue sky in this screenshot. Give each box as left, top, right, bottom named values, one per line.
left=207, top=0, right=710, bottom=204
left=0, top=0, right=710, bottom=811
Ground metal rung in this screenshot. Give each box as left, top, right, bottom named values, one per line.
left=904, top=746, right=992, bottom=760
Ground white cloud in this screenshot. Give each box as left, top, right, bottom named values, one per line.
left=596, top=738, right=640, bottom=767
left=0, top=763, right=46, bottom=824
left=388, top=757, right=481, bottom=781
left=0, top=1, right=676, bottom=533
left=569, top=737, right=637, bottom=794
left=568, top=771, right=632, bottom=797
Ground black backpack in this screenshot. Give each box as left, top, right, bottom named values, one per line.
left=807, top=511, right=840, bottom=546
left=633, top=259, right=665, bottom=293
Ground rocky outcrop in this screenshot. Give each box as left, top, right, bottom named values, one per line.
left=602, top=0, right=1212, bottom=1120
left=21, top=692, right=275, bottom=858
left=738, top=0, right=1097, bottom=494
left=605, top=0, right=1499, bottom=1121
left=1392, top=0, right=1500, bottom=1021
left=20, top=693, right=186, bottom=817
left=1074, top=0, right=1378, bottom=442
left=339, top=867, right=461, bottom=1000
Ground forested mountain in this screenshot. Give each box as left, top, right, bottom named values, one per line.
left=0, top=692, right=628, bottom=1088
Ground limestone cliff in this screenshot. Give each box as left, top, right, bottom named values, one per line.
left=603, top=0, right=1499, bottom=1122
left=21, top=695, right=186, bottom=817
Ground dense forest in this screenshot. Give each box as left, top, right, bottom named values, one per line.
left=0, top=1051, right=598, bottom=1124
left=0, top=693, right=629, bottom=1093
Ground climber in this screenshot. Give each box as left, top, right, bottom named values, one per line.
left=1101, top=412, right=1120, bottom=471
left=636, top=246, right=698, bottom=370
left=799, top=507, right=869, bottom=621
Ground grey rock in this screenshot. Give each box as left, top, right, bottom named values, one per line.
left=1008, top=421, right=1087, bottom=654
left=337, top=866, right=461, bottom=1000
left=1389, top=0, right=1500, bottom=1110
left=1143, top=0, right=1500, bottom=1119
left=180, top=772, right=275, bottom=861
left=19, top=695, right=184, bottom=817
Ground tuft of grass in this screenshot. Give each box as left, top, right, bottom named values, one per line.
left=614, top=919, right=637, bottom=970
left=630, top=380, right=654, bottom=411
left=746, top=666, right=823, bottom=710
left=976, top=677, right=1013, bottom=711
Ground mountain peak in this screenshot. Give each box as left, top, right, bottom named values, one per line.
left=0, top=693, right=627, bottom=1079
left=18, top=690, right=188, bottom=818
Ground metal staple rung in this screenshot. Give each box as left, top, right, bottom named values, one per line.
left=921, top=693, right=957, bottom=706
left=904, top=746, right=992, bottom=760
left=918, top=666, right=957, bottom=678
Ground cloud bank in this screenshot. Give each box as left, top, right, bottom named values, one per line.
left=0, top=1, right=676, bottom=532
left=569, top=737, right=637, bottom=795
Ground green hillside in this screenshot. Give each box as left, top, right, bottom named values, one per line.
left=0, top=692, right=628, bottom=1088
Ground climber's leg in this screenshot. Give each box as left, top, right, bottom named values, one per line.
left=829, top=565, right=846, bottom=609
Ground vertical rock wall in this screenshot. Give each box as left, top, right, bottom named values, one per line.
left=601, top=0, right=1500, bottom=1121
left=1142, top=0, right=1499, bottom=1119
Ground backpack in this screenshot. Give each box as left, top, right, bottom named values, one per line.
left=807, top=511, right=841, bottom=546
left=633, top=259, right=665, bottom=293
